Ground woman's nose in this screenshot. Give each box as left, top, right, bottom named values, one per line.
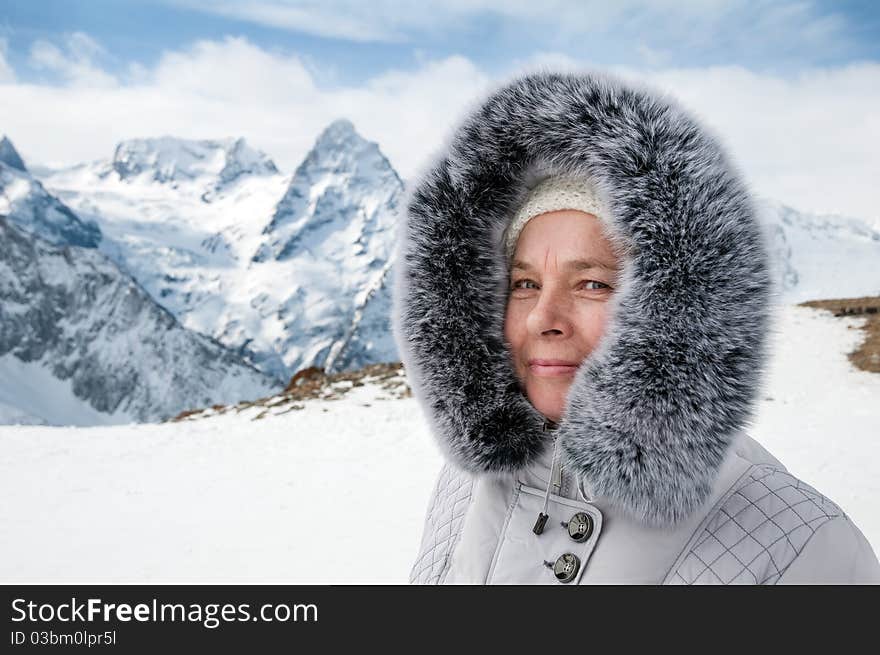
left=526, top=285, right=572, bottom=337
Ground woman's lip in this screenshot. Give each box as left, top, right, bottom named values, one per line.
left=529, top=363, right=579, bottom=376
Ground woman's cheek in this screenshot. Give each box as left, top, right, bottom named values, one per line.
left=504, top=304, right=527, bottom=376
left=503, top=305, right=517, bottom=353
left=578, top=303, right=609, bottom=343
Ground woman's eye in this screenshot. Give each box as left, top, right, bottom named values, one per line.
left=511, top=279, right=611, bottom=292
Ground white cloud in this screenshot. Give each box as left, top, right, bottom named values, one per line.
left=0, top=33, right=877, bottom=223
left=0, top=34, right=491, bottom=186
left=626, top=62, right=880, bottom=221
left=0, top=38, right=16, bottom=83
left=636, top=42, right=672, bottom=69
left=167, top=0, right=701, bottom=40
left=176, top=0, right=411, bottom=43
left=151, top=36, right=317, bottom=101
left=29, top=31, right=117, bottom=88
left=171, top=0, right=853, bottom=65
left=496, top=52, right=880, bottom=221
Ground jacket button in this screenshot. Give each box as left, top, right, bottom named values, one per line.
left=553, top=553, right=580, bottom=583
left=567, top=511, right=594, bottom=542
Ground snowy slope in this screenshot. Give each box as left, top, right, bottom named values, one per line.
left=39, top=121, right=404, bottom=382
left=0, top=217, right=281, bottom=425
left=0, top=353, right=131, bottom=426
left=757, top=197, right=880, bottom=303
left=0, top=303, right=876, bottom=583
left=325, top=256, right=398, bottom=373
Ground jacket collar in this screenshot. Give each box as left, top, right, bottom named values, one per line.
left=392, top=70, right=774, bottom=527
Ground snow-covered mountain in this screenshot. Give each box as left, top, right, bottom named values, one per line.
left=756, top=199, right=880, bottom=304
left=38, top=119, right=403, bottom=382
left=0, top=135, right=283, bottom=426
left=0, top=217, right=280, bottom=425
left=40, top=134, right=295, bottom=377
left=248, top=118, right=402, bottom=375
left=0, top=134, right=27, bottom=171
left=109, top=135, right=280, bottom=194
left=0, top=135, right=101, bottom=248
left=27, top=124, right=880, bottom=397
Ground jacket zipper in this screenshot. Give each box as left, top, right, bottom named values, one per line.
left=551, top=451, right=563, bottom=495
left=542, top=418, right=593, bottom=503
left=544, top=419, right=565, bottom=497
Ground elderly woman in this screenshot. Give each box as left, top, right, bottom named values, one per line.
left=392, top=69, right=880, bottom=584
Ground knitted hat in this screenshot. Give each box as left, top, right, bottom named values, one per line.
left=504, top=175, right=606, bottom=260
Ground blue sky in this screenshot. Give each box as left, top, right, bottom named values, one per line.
left=0, top=1, right=878, bottom=220
left=2, top=0, right=878, bottom=87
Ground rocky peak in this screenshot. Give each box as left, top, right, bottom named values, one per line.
left=0, top=135, right=28, bottom=172
left=111, top=136, right=278, bottom=185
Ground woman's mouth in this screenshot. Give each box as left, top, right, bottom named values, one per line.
left=528, top=359, right=580, bottom=377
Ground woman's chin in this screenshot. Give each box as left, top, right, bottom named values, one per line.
left=526, top=387, right=570, bottom=420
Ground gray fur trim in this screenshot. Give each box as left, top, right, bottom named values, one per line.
left=391, top=69, right=774, bottom=527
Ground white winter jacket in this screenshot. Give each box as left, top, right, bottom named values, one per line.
left=409, top=424, right=880, bottom=584
left=391, top=69, right=880, bottom=584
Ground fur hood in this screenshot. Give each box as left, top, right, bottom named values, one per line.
left=391, top=69, right=776, bottom=527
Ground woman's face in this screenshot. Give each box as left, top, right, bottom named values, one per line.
left=503, top=209, right=621, bottom=423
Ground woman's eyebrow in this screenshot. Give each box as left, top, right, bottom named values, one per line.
left=511, top=258, right=619, bottom=272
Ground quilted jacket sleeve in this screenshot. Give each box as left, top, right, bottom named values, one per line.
left=408, top=462, right=476, bottom=584
left=776, top=515, right=880, bottom=584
